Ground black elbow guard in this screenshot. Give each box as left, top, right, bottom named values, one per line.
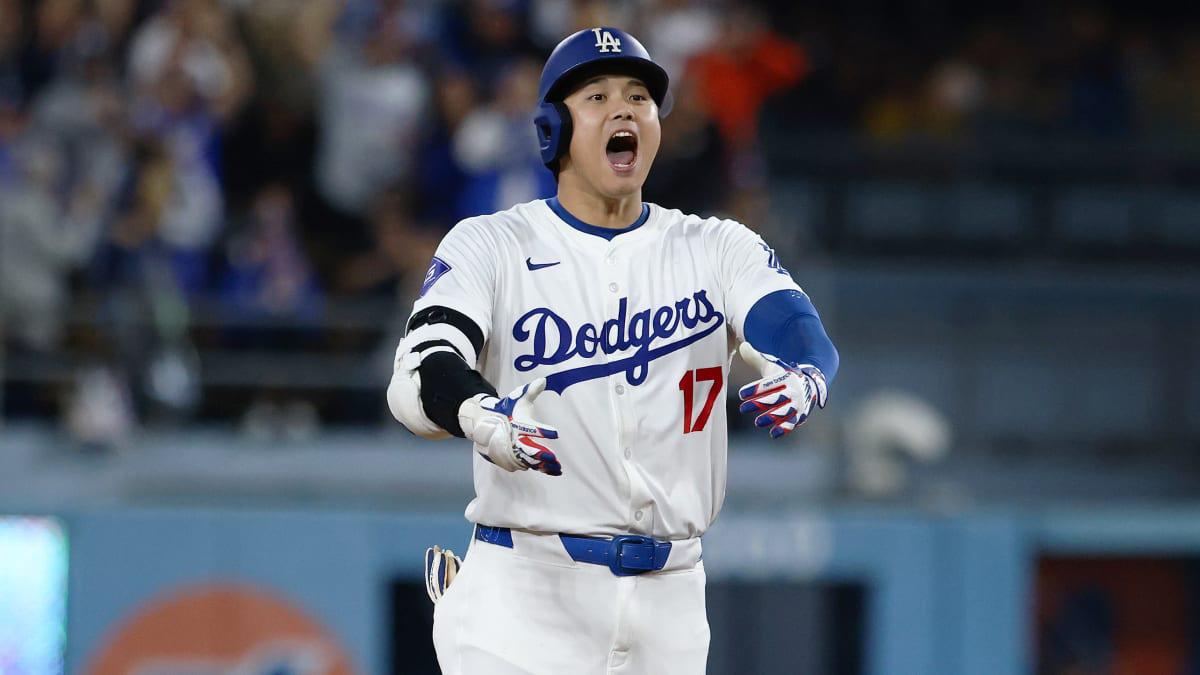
left=417, top=351, right=499, bottom=437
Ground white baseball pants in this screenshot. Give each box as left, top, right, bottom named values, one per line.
left=432, top=529, right=709, bottom=674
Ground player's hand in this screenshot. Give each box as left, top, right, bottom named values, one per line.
left=457, top=378, right=562, bottom=476
left=737, top=342, right=828, bottom=439
left=424, top=545, right=461, bottom=604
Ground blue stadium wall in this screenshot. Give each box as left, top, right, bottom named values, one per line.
left=54, top=505, right=1200, bottom=674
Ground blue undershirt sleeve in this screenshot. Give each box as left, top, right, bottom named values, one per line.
left=743, top=289, right=840, bottom=383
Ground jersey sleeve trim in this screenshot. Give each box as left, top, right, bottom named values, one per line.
left=546, top=197, right=650, bottom=240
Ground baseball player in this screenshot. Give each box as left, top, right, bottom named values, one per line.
left=389, top=26, right=839, bottom=675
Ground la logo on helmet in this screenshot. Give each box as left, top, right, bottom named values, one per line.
left=591, top=28, right=622, bottom=53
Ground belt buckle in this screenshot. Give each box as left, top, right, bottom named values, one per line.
left=608, top=534, right=654, bottom=577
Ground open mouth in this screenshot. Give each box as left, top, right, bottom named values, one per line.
left=606, top=130, right=638, bottom=172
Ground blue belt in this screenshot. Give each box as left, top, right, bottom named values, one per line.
left=474, top=525, right=672, bottom=577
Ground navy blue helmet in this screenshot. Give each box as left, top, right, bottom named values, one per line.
left=534, top=27, right=669, bottom=169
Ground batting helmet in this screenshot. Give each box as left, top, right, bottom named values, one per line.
left=534, top=27, right=670, bottom=169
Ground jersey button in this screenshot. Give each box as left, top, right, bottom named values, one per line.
left=634, top=510, right=643, bottom=521
left=608, top=282, right=618, bottom=293
left=624, top=448, right=632, bottom=459
left=615, top=384, right=625, bottom=395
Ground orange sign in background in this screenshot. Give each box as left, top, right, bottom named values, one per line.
left=86, top=583, right=356, bottom=674
left=1036, top=557, right=1191, bottom=675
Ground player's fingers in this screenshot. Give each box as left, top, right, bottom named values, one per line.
left=737, top=378, right=763, bottom=400
left=738, top=342, right=771, bottom=374
left=738, top=377, right=787, bottom=401
left=771, top=404, right=818, bottom=438
left=794, top=403, right=813, bottom=423
left=517, top=436, right=563, bottom=476
left=533, top=451, right=562, bottom=476
left=755, top=404, right=797, bottom=429
left=792, top=367, right=828, bottom=407
left=511, top=379, right=553, bottom=430
left=745, top=384, right=794, bottom=410
left=507, top=379, right=547, bottom=421
left=517, top=435, right=548, bottom=452
left=739, top=393, right=790, bottom=416
left=522, top=377, right=547, bottom=401
left=750, top=386, right=792, bottom=404
left=769, top=417, right=798, bottom=439
left=802, top=372, right=828, bottom=408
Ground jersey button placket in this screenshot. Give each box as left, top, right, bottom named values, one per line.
left=606, top=243, right=650, bottom=533
left=606, top=243, right=620, bottom=295
left=602, top=247, right=632, bottom=514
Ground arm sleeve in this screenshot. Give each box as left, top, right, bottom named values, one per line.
left=744, top=289, right=840, bottom=383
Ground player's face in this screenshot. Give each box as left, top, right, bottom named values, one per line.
left=562, top=75, right=661, bottom=198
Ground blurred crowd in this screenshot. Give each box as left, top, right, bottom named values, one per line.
left=0, top=0, right=808, bottom=346
left=0, top=0, right=810, bottom=438
left=2, top=0, right=1198, bottom=437
left=782, top=3, right=1200, bottom=141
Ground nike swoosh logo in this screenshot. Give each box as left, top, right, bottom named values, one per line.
left=525, top=257, right=561, bottom=271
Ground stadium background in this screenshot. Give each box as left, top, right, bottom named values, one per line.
left=2, top=0, right=1199, bottom=673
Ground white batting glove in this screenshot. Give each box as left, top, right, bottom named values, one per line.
left=457, top=378, right=562, bottom=476
left=424, top=545, right=462, bottom=603
left=737, top=342, right=829, bottom=439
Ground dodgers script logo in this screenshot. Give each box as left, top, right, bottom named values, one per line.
left=513, top=290, right=724, bottom=394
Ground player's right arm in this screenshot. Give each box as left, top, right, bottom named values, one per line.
left=386, top=219, right=561, bottom=475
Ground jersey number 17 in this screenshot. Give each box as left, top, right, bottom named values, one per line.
left=678, top=367, right=724, bottom=434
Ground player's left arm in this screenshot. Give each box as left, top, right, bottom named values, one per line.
left=386, top=218, right=561, bottom=475
left=737, top=290, right=839, bottom=437
left=710, top=220, right=840, bottom=438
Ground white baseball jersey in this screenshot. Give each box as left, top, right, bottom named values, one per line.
left=412, top=198, right=801, bottom=540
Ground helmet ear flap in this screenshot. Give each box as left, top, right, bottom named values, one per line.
left=534, top=101, right=573, bottom=168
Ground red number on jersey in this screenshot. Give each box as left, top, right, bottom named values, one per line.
left=678, top=367, right=724, bottom=434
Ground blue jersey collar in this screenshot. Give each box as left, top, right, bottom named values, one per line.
left=546, top=197, right=650, bottom=241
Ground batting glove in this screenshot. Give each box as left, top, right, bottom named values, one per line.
left=457, top=378, right=562, bottom=476
left=424, top=545, right=462, bottom=603
left=737, top=342, right=829, bottom=439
